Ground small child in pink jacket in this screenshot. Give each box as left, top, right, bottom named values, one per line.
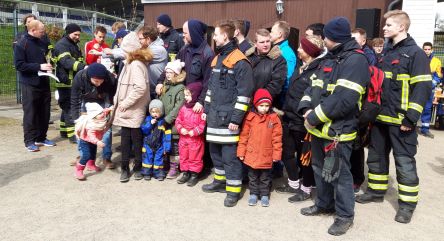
left=74, top=102, right=112, bottom=180
left=175, top=82, right=206, bottom=186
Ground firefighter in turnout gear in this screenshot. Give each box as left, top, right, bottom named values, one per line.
left=53, top=24, right=86, bottom=143
left=201, top=20, right=254, bottom=207
left=297, top=17, right=370, bottom=236
left=356, top=10, right=432, bottom=224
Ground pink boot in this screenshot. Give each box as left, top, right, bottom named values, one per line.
left=86, top=160, right=101, bottom=172
left=75, top=163, right=86, bottom=180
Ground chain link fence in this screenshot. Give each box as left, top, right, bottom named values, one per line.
left=0, top=0, right=141, bottom=105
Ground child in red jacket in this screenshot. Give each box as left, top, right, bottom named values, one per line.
left=175, top=82, right=206, bottom=186
left=237, top=89, right=283, bottom=207
left=74, top=102, right=112, bottom=180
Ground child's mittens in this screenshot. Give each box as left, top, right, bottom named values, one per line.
left=321, top=149, right=341, bottom=183
left=180, top=128, right=188, bottom=135
left=188, top=130, right=194, bottom=137
left=151, top=119, right=157, bottom=124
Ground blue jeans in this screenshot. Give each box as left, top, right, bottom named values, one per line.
left=102, top=128, right=112, bottom=160
left=78, top=139, right=97, bottom=166
left=311, top=136, right=354, bottom=220
left=420, top=90, right=434, bottom=132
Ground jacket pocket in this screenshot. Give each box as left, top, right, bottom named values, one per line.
left=262, top=148, right=273, bottom=159
left=217, top=111, right=232, bottom=126
left=190, top=58, right=202, bottom=78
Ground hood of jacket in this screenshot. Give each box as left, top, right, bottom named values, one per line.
left=149, top=37, right=168, bottom=63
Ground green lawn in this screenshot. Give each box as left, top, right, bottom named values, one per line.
left=0, top=24, right=114, bottom=102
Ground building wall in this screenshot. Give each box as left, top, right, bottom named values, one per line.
left=143, top=0, right=389, bottom=39
left=402, top=0, right=436, bottom=46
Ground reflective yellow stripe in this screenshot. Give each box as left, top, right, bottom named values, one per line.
left=226, top=186, right=241, bottom=193
left=205, top=96, right=211, bottom=102
left=153, top=165, right=164, bottom=169
left=397, top=74, right=411, bottom=81
left=214, top=174, right=226, bottom=181
left=314, top=105, right=331, bottom=123
left=385, top=71, right=393, bottom=79
left=399, top=194, right=419, bottom=202
left=398, top=184, right=419, bottom=193
left=158, top=126, right=165, bottom=131
left=369, top=183, right=388, bottom=190
left=401, top=78, right=409, bottom=111
left=336, top=79, right=365, bottom=94
left=165, top=130, right=172, bottom=135
left=206, top=135, right=240, bottom=143
left=142, top=163, right=153, bottom=168
left=234, top=103, right=249, bottom=112
left=301, top=96, right=311, bottom=102
left=327, top=84, right=336, bottom=92
left=142, top=147, right=146, bottom=152
left=56, top=52, right=71, bottom=61
left=408, top=102, right=423, bottom=113
left=376, top=114, right=403, bottom=125
left=368, top=173, right=389, bottom=181
left=307, top=127, right=356, bottom=142
left=73, top=61, right=80, bottom=72
left=312, top=79, right=324, bottom=88
left=410, top=74, right=432, bottom=84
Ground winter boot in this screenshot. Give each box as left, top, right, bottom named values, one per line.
left=394, top=208, right=414, bottom=223
left=186, top=172, right=199, bottom=187
left=328, top=218, right=353, bottom=236
left=75, top=163, right=86, bottom=180
left=224, top=194, right=239, bottom=207
left=120, top=162, right=130, bottom=183
left=86, top=160, right=101, bottom=172
left=166, top=156, right=180, bottom=179
left=177, top=172, right=190, bottom=184
left=202, top=181, right=226, bottom=193
left=355, top=192, right=384, bottom=204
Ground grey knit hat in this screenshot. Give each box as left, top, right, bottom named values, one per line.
left=149, top=99, right=164, bottom=116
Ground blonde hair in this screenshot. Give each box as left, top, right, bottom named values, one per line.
left=384, top=10, right=410, bottom=31
left=112, top=21, right=126, bottom=32
left=127, top=48, right=153, bottom=64
left=273, top=21, right=291, bottom=39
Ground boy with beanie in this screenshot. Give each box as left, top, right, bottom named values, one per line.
left=159, top=60, right=186, bottom=179
left=175, top=82, right=206, bottom=186
left=297, top=16, right=370, bottom=236
left=140, top=99, right=172, bottom=181
left=237, top=89, right=282, bottom=207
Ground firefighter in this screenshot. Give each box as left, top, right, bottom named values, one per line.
left=53, top=23, right=86, bottom=143
left=356, top=10, right=432, bottom=224
left=201, top=20, right=254, bottom=207
left=297, top=17, right=370, bottom=236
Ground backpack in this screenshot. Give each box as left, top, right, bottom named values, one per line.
left=358, top=65, right=384, bottom=128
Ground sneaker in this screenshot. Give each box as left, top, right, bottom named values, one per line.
left=275, top=185, right=298, bottom=194
left=328, top=218, right=353, bottom=236
left=120, top=170, right=130, bottom=183
left=261, top=196, right=270, bottom=207
left=26, top=144, right=40, bottom=152
left=144, top=175, right=152, bottom=181
left=420, top=130, right=434, bottom=139
left=35, top=139, right=56, bottom=147
left=248, top=194, right=258, bottom=206
left=288, top=189, right=310, bottom=203
left=133, top=171, right=143, bottom=181
left=300, top=205, right=335, bottom=216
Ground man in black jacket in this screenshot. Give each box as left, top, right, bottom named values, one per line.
left=14, top=20, right=56, bottom=152
left=157, top=14, right=184, bottom=61
left=53, top=23, right=86, bottom=143
left=298, top=17, right=369, bottom=236
left=356, top=10, right=432, bottom=224
left=245, top=28, right=287, bottom=101
left=71, top=63, right=116, bottom=168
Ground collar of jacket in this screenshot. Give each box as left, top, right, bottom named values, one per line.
left=245, top=44, right=282, bottom=60
left=302, top=57, right=323, bottom=72
left=24, top=32, right=40, bottom=41
left=187, top=39, right=208, bottom=54
left=276, top=39, right=289, bottom=48
left=216, top=39, right=238, bottom=56
left=64, top=35, right=78, bottom=45
left=387, top=34, right=416, bottom=50
left=328, top=38, right=360, bottom=56
left=165, top=70, right=186, bottom=85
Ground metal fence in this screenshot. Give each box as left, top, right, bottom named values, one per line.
left=0, top=0, right=141, bottom=105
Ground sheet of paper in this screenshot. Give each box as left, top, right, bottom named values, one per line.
left=38, top=71, right=60, bottom=82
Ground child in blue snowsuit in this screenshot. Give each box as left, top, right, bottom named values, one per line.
left=141, top=99, right=171, bottom=181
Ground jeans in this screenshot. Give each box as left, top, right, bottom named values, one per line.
left=102, top=128, right=112, bottom=160
left=420, top=90, right=434, bottom=132
left=311, top=136, right=354, bottom=219
left=78, top=139, right=97, bottom=166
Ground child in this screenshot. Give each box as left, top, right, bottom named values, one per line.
left=141, top=99, right=172, bottom=181
left=74, top=102, right=112, bottom=180
left=237, top=89, right=283, bottom=207
left=175, top=82, right=206, bottom=186
left=159, top=60, right=186, bottom=179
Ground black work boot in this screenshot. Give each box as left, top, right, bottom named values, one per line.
left=133, top=171, right=143, bottom=181
left=120, top=163, right=130, bottom=183
left=355, top=192, right=384, bottom=204
left=177, top=172, right=190, bottom=184
left=202, top=181, right=226, bottom=193
left=288, top=189, right=310, bottom=203
left=394, top=208, right=414, bottom=223
left=224, top=195, right=239, bottom=207
left=186, top=172, right=199, bottom=187
left=300, top=205, right=335, bottom=216
left=328, top=218, right=353, bottom=236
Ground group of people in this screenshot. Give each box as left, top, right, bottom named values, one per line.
left=14, top=9, right=433, bottom=236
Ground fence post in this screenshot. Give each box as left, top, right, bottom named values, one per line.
left=13, top=4, right=21, bottom=104
left=92, top=12, right=97, bottom=32
left=32, top=2, right=39, bottom=17
left=62, top=8, right=68, bottom=29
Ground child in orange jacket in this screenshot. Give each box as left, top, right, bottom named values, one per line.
left=237, top=89, right=283, bottom=207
